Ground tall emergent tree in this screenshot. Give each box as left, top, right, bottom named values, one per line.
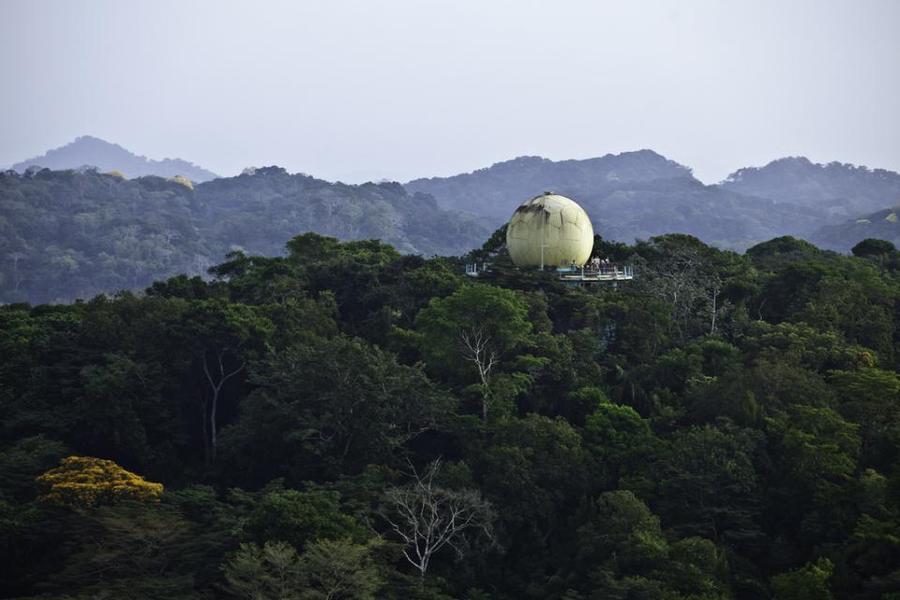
left=415, top=285, right=533, bottom=420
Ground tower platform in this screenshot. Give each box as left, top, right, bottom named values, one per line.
left=557, top=265, right=634, bottom=285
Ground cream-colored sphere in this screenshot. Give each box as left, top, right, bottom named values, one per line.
left=506, top=192, right=594, bottom=268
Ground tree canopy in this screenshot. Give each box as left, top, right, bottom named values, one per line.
left=2, top=230, right=900, bottom=599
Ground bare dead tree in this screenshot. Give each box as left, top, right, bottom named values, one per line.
left=651, top=250, right=704, bottom=338
left=459, top=327, right=498, bottom=421
left=708, top=277, right=722, bottom=335
left=638, top=244, right=732, bottom=340
left=8, top=251, right=26, bottom=294
left=381, top=459, right=495, bottom=578
left=201, top=348, right=244, bottom=462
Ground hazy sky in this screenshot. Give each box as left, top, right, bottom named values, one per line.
left=2, top=0, right=898, bottom=183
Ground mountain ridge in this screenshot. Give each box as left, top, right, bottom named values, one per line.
left=8, top=137, right=900, bottom=304
left=404, top=151, right=822, bottom=250
left=405, top=150, right=900, bottom=252
left=720, top=155, right=900, bottom=220
left=12, top=135, right=220, bottom=182
left=810, top=205, right=900, bottom=252
left=0, top=166, right=489, bottom=303
left=405, top=150, right=695, bottom=221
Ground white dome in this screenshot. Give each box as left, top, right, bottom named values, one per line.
left=506, top=192, right=594, bottom=268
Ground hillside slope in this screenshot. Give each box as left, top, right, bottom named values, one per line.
left=0, top=167, right=488, bottom=303
left=406, top=151, right=823, bottom=249
left=720, top=156, right=900, bottom=220
left=810, top=206, right=900, bottom=252
left=406, top=151, right=692, bottom=220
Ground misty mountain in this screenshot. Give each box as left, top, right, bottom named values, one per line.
left=7, top=146, right=900, bottom=304
left=0, top=167, right=488, bottom=304
left=196, top=166, right=488, bottom=258
left=586, top=177, right=823, bottom=251
left=810, top=206, right=900, bottom=253
left=720, top=156, right=900, bottom=220
left=406, top=151, right=692, bottom=221
left=12, top=135, right=220, bottom=183
left=406, top=151, right=825, bottom=250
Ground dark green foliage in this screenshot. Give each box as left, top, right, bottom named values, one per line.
left=3, top=230, right=900, bottom=599
left=852, top=238, right=897, bottom=259
left=0, top=168, right=489, bottom=304
left=570, top=491, right=730, bottom=599
left=219, top=335, right=454, bottom=485
left=37, top=502, right=202, bottom=599
left=747, top=236, right=824, bottom=269
left=771, top=558, right=834, bottom=600
left=244, top=487, right=366, bottom=550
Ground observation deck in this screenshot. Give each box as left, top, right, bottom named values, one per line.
left=464, top=262, right=634, bottom=285
left=465, top=263, right=488, bottom=277
left=557, top=264, right=634, bottom=285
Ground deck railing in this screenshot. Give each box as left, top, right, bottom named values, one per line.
left=558, top=264, right=634, bottom=282
left=464, top=263, right=634, bottom=282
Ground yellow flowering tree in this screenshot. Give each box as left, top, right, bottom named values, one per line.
left=36, top=456, right=163, bottom=507
left=169, top=174, right=194, bottom=190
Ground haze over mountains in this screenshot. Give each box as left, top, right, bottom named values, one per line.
left=408, top=152, right=900, bottom=250
left=810, top=206, right=900, bottom=252
left=4, top=136, right=900, bottom=303
left=11, top=135, right=219, bottom=183
left=722, top=156, right=900, bottom=220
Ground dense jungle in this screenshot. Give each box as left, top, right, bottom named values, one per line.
left=2, top=229, right=900, bottom=599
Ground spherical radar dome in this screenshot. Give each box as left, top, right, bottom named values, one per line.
left=506, top=192, right=594, bottom=267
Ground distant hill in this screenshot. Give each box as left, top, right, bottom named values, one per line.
left=406, top=151, right=823, bottom=250
left=0, top=167, right=488, bottom=304
left=406, top=151, right=692, bottom=221
left=12, top=135, right=220, bottom=182
left=810, top=206, right=900, bottom=253
left=720, top=156, right=900, bottom=221
left=196, top=166, right=488, bottom=259
left=7, top=147, right=900, bottom=303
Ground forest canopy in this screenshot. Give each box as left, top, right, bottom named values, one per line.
left=2, top=230, right=900, bottom=599
left=0, top=167, right=490, bottom=304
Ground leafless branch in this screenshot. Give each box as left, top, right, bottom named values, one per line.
left=381, top=459, right=495, bottom=577
left=459, top=327, right=498, bottom=420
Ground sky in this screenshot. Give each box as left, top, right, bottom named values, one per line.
left=1, top=0, right=899, bottom=184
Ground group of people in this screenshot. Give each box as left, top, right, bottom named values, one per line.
left=587, top=256, right=615, bottom=271
left=563, top=256, right=616, bottom=271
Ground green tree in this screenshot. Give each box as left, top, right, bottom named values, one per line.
left=0, top=435, right=68, bottom=501
left=416, top=284, right=533, bottom=420
left=851, top=238, right=896, bottom=259
left=583, top=400, right=656, bottom=488
left=766, top=405, right=861, bottom=545
left=573, top=491, right=730, bottom=599
left=44, top=502, right=198, bottom=599
left=829, top=368, right=900, bottom=470
left=223, top=541, right=305, bottom=600
left=245, top=487, right=365, bottom=551
left=180, top=300, right=273, bottom=462
left=653, top=424, right=763, bottom=546
left=299, top=538, right=383, bottom=600
left=220, top=336, right=452, bottom=484
left=771, top=557, right=833, bottom=600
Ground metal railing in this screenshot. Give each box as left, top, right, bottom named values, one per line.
left=558, top=264, right=634, bottom=282
left=465, top=263, right=488, bottom=277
